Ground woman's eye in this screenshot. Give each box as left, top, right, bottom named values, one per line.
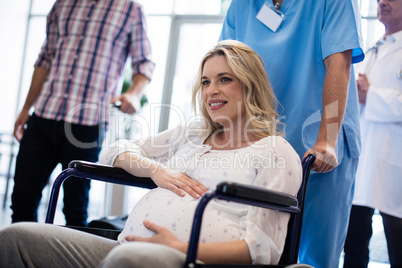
left=202, top=80, right=210, bottom=86
left=221, top=77, right=232, bottom=82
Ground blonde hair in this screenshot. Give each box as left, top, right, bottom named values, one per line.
left=192, top=40, right=283, bottom=138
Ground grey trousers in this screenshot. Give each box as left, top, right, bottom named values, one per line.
left=0, top=222, right=190, bottom=268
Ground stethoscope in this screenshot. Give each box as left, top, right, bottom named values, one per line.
left=367, top=40, right=383, bottom=55
left=367, top=38, right=402, bottom=80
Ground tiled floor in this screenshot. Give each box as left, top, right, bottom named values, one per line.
left=0, top=177, right=391, bottom=267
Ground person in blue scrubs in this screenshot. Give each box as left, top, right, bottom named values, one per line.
left=220, top=1, right=364, bottom=267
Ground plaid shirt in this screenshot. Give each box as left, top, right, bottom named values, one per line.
left=34, top=0, right=154, bottom=125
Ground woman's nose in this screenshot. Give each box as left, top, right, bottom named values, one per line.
left=207, top=81, right=219, bottom=96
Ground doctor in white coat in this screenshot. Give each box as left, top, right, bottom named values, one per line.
left=343, top=0, right=402, bottom=267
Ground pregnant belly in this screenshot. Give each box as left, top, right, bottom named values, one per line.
left=119, top=187, right=244, bottom=244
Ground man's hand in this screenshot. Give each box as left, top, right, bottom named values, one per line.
left=13, top=110, right=30, bottom=142
left=125, top=220, right=186, bottom=253
left=13, top=66, right=49, bottom=142
left=303, top=141, right=338, bottom=173
left=356, top=73, right=370, bottom=105
left=112, top=93, right=141, bottom=114
left=113, top=73, right=150, bottom=114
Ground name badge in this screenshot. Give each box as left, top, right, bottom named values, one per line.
left=256, top=3, right=285, bottom=32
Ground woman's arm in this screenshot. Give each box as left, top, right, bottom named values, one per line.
left=237, top=137, right=302, bottom=264
left=126, top=220, right=251, bottom=264
left=99, top=125, right=207, bottom=198
left=114, top=152, right=207, bottom=199
left=99, top=125, right=186, bottom=166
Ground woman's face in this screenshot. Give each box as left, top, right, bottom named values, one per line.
left=201, top=55, right=246, bottom=127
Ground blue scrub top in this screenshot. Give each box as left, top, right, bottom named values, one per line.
left=220, top=0, right=364, bottom=161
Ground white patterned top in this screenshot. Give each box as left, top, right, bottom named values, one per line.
left=99, top=124, right=302, bottom=264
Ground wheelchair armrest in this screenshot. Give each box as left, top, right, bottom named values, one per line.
left=185, top=182, right=299, bottom=266
left=46, top=161, right=156, bottom=224
left=217, top=182, right=298, bottom=207
left=185, top=155, right=316, bottom=266
left=68, top=160, right=156, bottom=188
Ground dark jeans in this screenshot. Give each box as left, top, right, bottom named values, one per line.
left=11, top=114, right=105, bottom=226
left=344, top=205, right=402, bottom=268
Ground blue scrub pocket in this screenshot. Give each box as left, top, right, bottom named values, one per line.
left=301, top=110, right=345, bottom=167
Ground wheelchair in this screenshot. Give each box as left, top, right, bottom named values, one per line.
left=45, top=154, right=315, bottom=267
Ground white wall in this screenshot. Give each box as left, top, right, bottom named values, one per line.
left=0, top=0, right=31, bottom=133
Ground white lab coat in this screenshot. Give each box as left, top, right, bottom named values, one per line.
left=352, top=31, right=402, bottom=219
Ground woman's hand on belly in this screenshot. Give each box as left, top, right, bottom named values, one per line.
left=125, top=220, right=251, bottom=264
left=125, top=220, right=187, bottom=253
left=151, top=166, right=208, bottom=199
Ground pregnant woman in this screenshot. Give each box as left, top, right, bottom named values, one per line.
left=0, top=40, right=301, bottom=267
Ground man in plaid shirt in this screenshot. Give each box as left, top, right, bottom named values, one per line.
left=11, top=0, right=155, bottom=227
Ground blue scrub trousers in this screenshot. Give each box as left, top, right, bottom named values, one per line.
left=11, top=114, right=105, bottom=226
left=299, top=144, right=358, bottom=268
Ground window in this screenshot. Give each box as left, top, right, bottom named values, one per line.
left=359, top=0, right=385, bottom=50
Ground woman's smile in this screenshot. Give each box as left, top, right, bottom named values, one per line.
left=208, top=99, right=228, bottom=110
